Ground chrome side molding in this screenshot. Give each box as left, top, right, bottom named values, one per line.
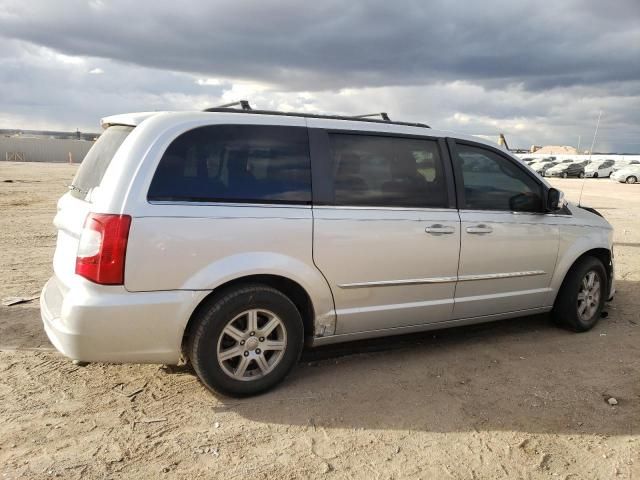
left=338, top=270, right=546, bottom=289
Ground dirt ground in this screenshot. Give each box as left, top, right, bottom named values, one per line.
left=0, top=161, right=638, bottom=479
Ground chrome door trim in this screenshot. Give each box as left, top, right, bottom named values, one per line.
left=338, top=276, right=457, bottom=289
left=458, top=270, right=546, bottom=282
left=338, top=270, right=545, bottom=289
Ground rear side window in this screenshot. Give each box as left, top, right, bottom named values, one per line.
left=69, top=125, right=133, bottom=200
left=327, top=134, right=448, bottom=208
left=148, top=125, right=311, bottom=204
left=454, top=143, right=543, bottom=212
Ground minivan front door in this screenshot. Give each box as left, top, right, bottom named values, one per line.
left=449, top=140, right=559, bottom=319
left=309, top=125, right=460, bottom=335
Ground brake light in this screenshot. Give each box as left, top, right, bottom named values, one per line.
left=75, top=213, right=132, bottom=285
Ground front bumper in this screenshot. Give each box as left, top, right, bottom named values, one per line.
left=40, top=275, right=203, bottom=364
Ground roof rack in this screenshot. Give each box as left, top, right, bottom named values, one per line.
left=213, top=100, right=252, bottom=111
left=202, top=102, right=429, bottom=128
left=352, top=112, right=391, bottom=121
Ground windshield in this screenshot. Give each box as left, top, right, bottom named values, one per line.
left=69, top=125, right=134, bottom=200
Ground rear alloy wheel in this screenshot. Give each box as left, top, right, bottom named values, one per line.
left=627, top=176, right=637, bottom=184
left=216, top=309, right=287, bottom=382
left=579, top=172, right=585, bottom=178
left=188, top=285, right=303, bottom=397
left=553, top=257, right=607, bottom=332
left=562, top=172, right=568, bottom=178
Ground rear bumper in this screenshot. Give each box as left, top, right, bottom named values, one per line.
left=41, top=276, right=203, bottom=364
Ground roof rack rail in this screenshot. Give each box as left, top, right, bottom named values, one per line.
left=202, top=105, right=429, bottom=128
left=353, top=112, right=391, bottom=121
left=206, top=100, right=252, bottom=111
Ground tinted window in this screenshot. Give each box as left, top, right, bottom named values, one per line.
left=455, top=143, right=543, bottom=212
left=328, top=134, right=447, bottom=208
left=148, top=125, right=311, bottom=204
left=70, top=125, right=133, bottom=200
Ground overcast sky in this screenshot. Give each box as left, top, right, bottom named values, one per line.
left=1, top=0, right=639, bottom=151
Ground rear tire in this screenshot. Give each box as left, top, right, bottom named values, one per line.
left=562, top=172, right=568, bottom=178
left=593, top=172, right=598, bottom=178
left=579, top=172, right=585, bottom=178
left=188, top=284, right=304, bottom=397
left=627, top=176, right=637, bottom=184
left=552, top=257, right=606, bottom=332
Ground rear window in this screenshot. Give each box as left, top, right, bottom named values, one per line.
left=69, top=125, right=133, bottom=200
left=148, top=125, right=311, bottom=204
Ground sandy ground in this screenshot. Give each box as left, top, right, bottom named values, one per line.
left=0, top=161, right=638, bottom=479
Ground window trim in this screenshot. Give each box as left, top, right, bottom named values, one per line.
left=145, top=123, right=313, bottom=206
left=447, top=138, right=550, bottom=213
left=309, top=128, right=456, bottom=209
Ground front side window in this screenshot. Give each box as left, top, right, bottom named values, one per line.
left=328, top=134, right=448, bottom=208
left=455, top=143, right=543, bottom=212
left=148, top=125, right=311, bottom=204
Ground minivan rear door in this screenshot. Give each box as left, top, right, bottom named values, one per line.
left=309, top=123, right=460, bottom=336
left=52, top=125, right=134, bottom=287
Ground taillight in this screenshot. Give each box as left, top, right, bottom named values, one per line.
left=75, top=213, right=132, bottom=285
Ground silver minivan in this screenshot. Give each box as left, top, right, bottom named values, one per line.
left=41, top=106, right=615, bottom=396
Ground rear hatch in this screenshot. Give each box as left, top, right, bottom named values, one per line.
left=52, top=125, right=134, bottom=287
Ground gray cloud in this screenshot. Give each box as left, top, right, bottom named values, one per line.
left=2, top=0, right=639, bottom=91
left=0, top=0, right=639, bottom=151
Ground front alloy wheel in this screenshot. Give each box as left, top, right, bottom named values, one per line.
left=627, top=176, right=637, bottom=184
left=552, top=256, right=606, bottom=332
left=576, top=271, right=601, bottom=323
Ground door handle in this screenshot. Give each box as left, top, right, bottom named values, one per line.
left=466, top=224, right=493, bottom=234
left=425, top=224, right=455, bottom=235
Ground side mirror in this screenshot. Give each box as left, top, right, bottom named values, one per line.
left=547, top=188, right=564, bottom=211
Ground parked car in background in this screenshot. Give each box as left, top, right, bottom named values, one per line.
left=585, top=159, right=615, bottom=178
left=611, top=165, right=640, bottom=184
left=612, top=160, right=640, bottom=173
left=546, top=160, right=590, bottom=178
left=536, top=159, right=575, bottom=177
left=532, top=161, right=559, bottom=176
left=40, top=107, right=616, bottom=396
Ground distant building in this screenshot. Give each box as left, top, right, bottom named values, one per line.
left=1, top=129, right=97, bottom=163
left=531, top=145, right=578, bottom=155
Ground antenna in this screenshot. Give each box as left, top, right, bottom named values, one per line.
left=578, top=110, right=602, bottom=207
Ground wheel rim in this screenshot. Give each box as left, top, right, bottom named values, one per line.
left=577, top=270, right=601, bottom=323
left=216, top=309, right=287, bottom=381
left=563, top=173, right=567, bottom=178
left=627, top=176, right=637, bottom=184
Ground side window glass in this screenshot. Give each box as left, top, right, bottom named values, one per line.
left=328, top=134, right=447, bottom=208
left=455, top=143, right=543, bottom=212
left=148, top=125, right=311, bottom=204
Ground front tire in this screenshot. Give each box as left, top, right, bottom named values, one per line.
left=627, top=176, right=638, bottom=184
left=562, top=172, right=568, bottom=178
left=593, top=172, right=598, bottom=178
left=579, top=172, right=585, bottom=178
left=188, top=285, right=304, bottom=397
left=552, top=257, right=606, bottom=332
